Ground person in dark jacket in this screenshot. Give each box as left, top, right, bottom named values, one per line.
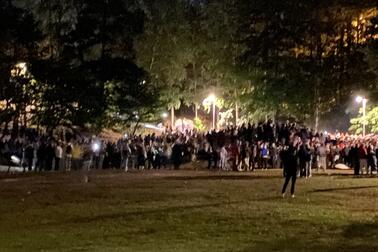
left=36, top=142, right=46, bottom=172
left=24, top=142, right=34, bottom=172
left=171, top=140, right=182, bottom=170
left=298, top=143, right=311, bottom=177
left=45, top=142, right=55, bottom=171
left=282, top=144, right=299, bottom=198
left=349, top=143, right=360, bottom=175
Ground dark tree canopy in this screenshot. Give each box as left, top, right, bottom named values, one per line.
left=0, top=0, right=377, bottom=134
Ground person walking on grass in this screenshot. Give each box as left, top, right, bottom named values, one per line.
left=282, top=144, right=299, bottom=198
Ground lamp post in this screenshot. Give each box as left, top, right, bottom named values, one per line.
left=171, top=108, right=174, bottom=129
left=355, top=96, right=367, bottom=137
left=161, top=112, right=168, bottom=133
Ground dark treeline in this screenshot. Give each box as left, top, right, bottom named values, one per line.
left=0, top=0, right=377, bottom=136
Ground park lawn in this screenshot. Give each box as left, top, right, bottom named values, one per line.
left=0, top=169, right=377, bottom=252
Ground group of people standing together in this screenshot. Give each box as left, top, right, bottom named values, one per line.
left=204, top=122, right=378, bottom=176
left=1, top=121, right=377, bottom=187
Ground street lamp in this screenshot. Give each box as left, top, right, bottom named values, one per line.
left=207, top=94, right=216, bottom=130
left=161, top=112, right=168, bottom=119
left=355, top=96, right=367, bottom=137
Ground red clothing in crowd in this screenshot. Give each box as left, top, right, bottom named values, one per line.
left=358, top=145, right=367, bottom=159
left=228, top=143, right=239, bottom=159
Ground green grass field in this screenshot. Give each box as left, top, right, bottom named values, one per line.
left=0, top=169, right=377, bottom=252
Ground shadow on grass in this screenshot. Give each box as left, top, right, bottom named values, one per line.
left=240, top=221, right=378, bottom=252
left=343, top=221, right=378, bottom=239
left=311, top=185, right=378, bottom=193
left=165, top=175, right=282, bottom=181
left=39, top=201, right=243, bottom=226
left=331, top=174, right=378, bottom=179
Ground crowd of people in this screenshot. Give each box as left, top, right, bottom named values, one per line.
left=0, top=121, right=377, bottom=181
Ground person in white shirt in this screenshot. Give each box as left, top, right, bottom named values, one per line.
left=122, top=141, right=131, bottom=172
left=318, top=143, right=327, bottom=172
left=55, top=142, right=63, bottom=171
left=219, top=145, right=228, bottom=171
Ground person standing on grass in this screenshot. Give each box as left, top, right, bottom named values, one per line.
left=24, top=141, right=34, bottom=172
left=282, top=144, right=299, bottom=198
left=367, top=142, right=376, bottom=175
left=121, top=140, right=131, bottom=172
left=45, top=142, right=55, bottom=171
left=171, top=139, right=182, bottom=170
left=136, top=141, right=146, bottom=170
left=55, top=142, right=63, bottom=171
left=298, top=142, right=311, bottom=178
left=358, top=142, right=368, bottom=174
left=349, top=142, right=360, bottom=175
left=36, top=141, right=46, bottom=172
left=71, top=142, right=83, bottom=170
left=65, top=142, right=73, bottom=171
left=238, top=141, right=248, bottom=171
left=249, top=142, right=257, bottom=171
left=260, top=142, right=269, bottom=170
left=228, top=139, right=239, bottom=171
left=219, top=145, right=228, bottom=171
left=318, top=143, right=327, bottom=172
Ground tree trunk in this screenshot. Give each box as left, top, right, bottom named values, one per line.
left=23, top=108, right=27, bottom=129
left=193, top=62, right=198, bottom=120
left=171, top=107, right=174, bottom=129
left=315, top=104, right=319, bottom=132
left=314, top=77, right=321, bottom=132
left=132, top=119, right=140, bottom=137
left=149, top=46, right=156, bottom=72
left=235, top=102, right=239, bottom=126
left=100, top=0, right=109, bottom=60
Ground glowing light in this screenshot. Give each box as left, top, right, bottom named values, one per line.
left=92, top=143, right=100, bottom=152
left=11, top=155, right=21, bottom=164
left=16, top=62, right=26, bottom=70
left=208, top=94, right=216, bottom=103
left=202, top=94, right=217, bottom=106
left=355, top=96, right=363, bottom=103
left=11, top=62, right=28, bottom=77
left=161, top=112, right=168, bottom=119
left=144, top=123, right=164, bottom=131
